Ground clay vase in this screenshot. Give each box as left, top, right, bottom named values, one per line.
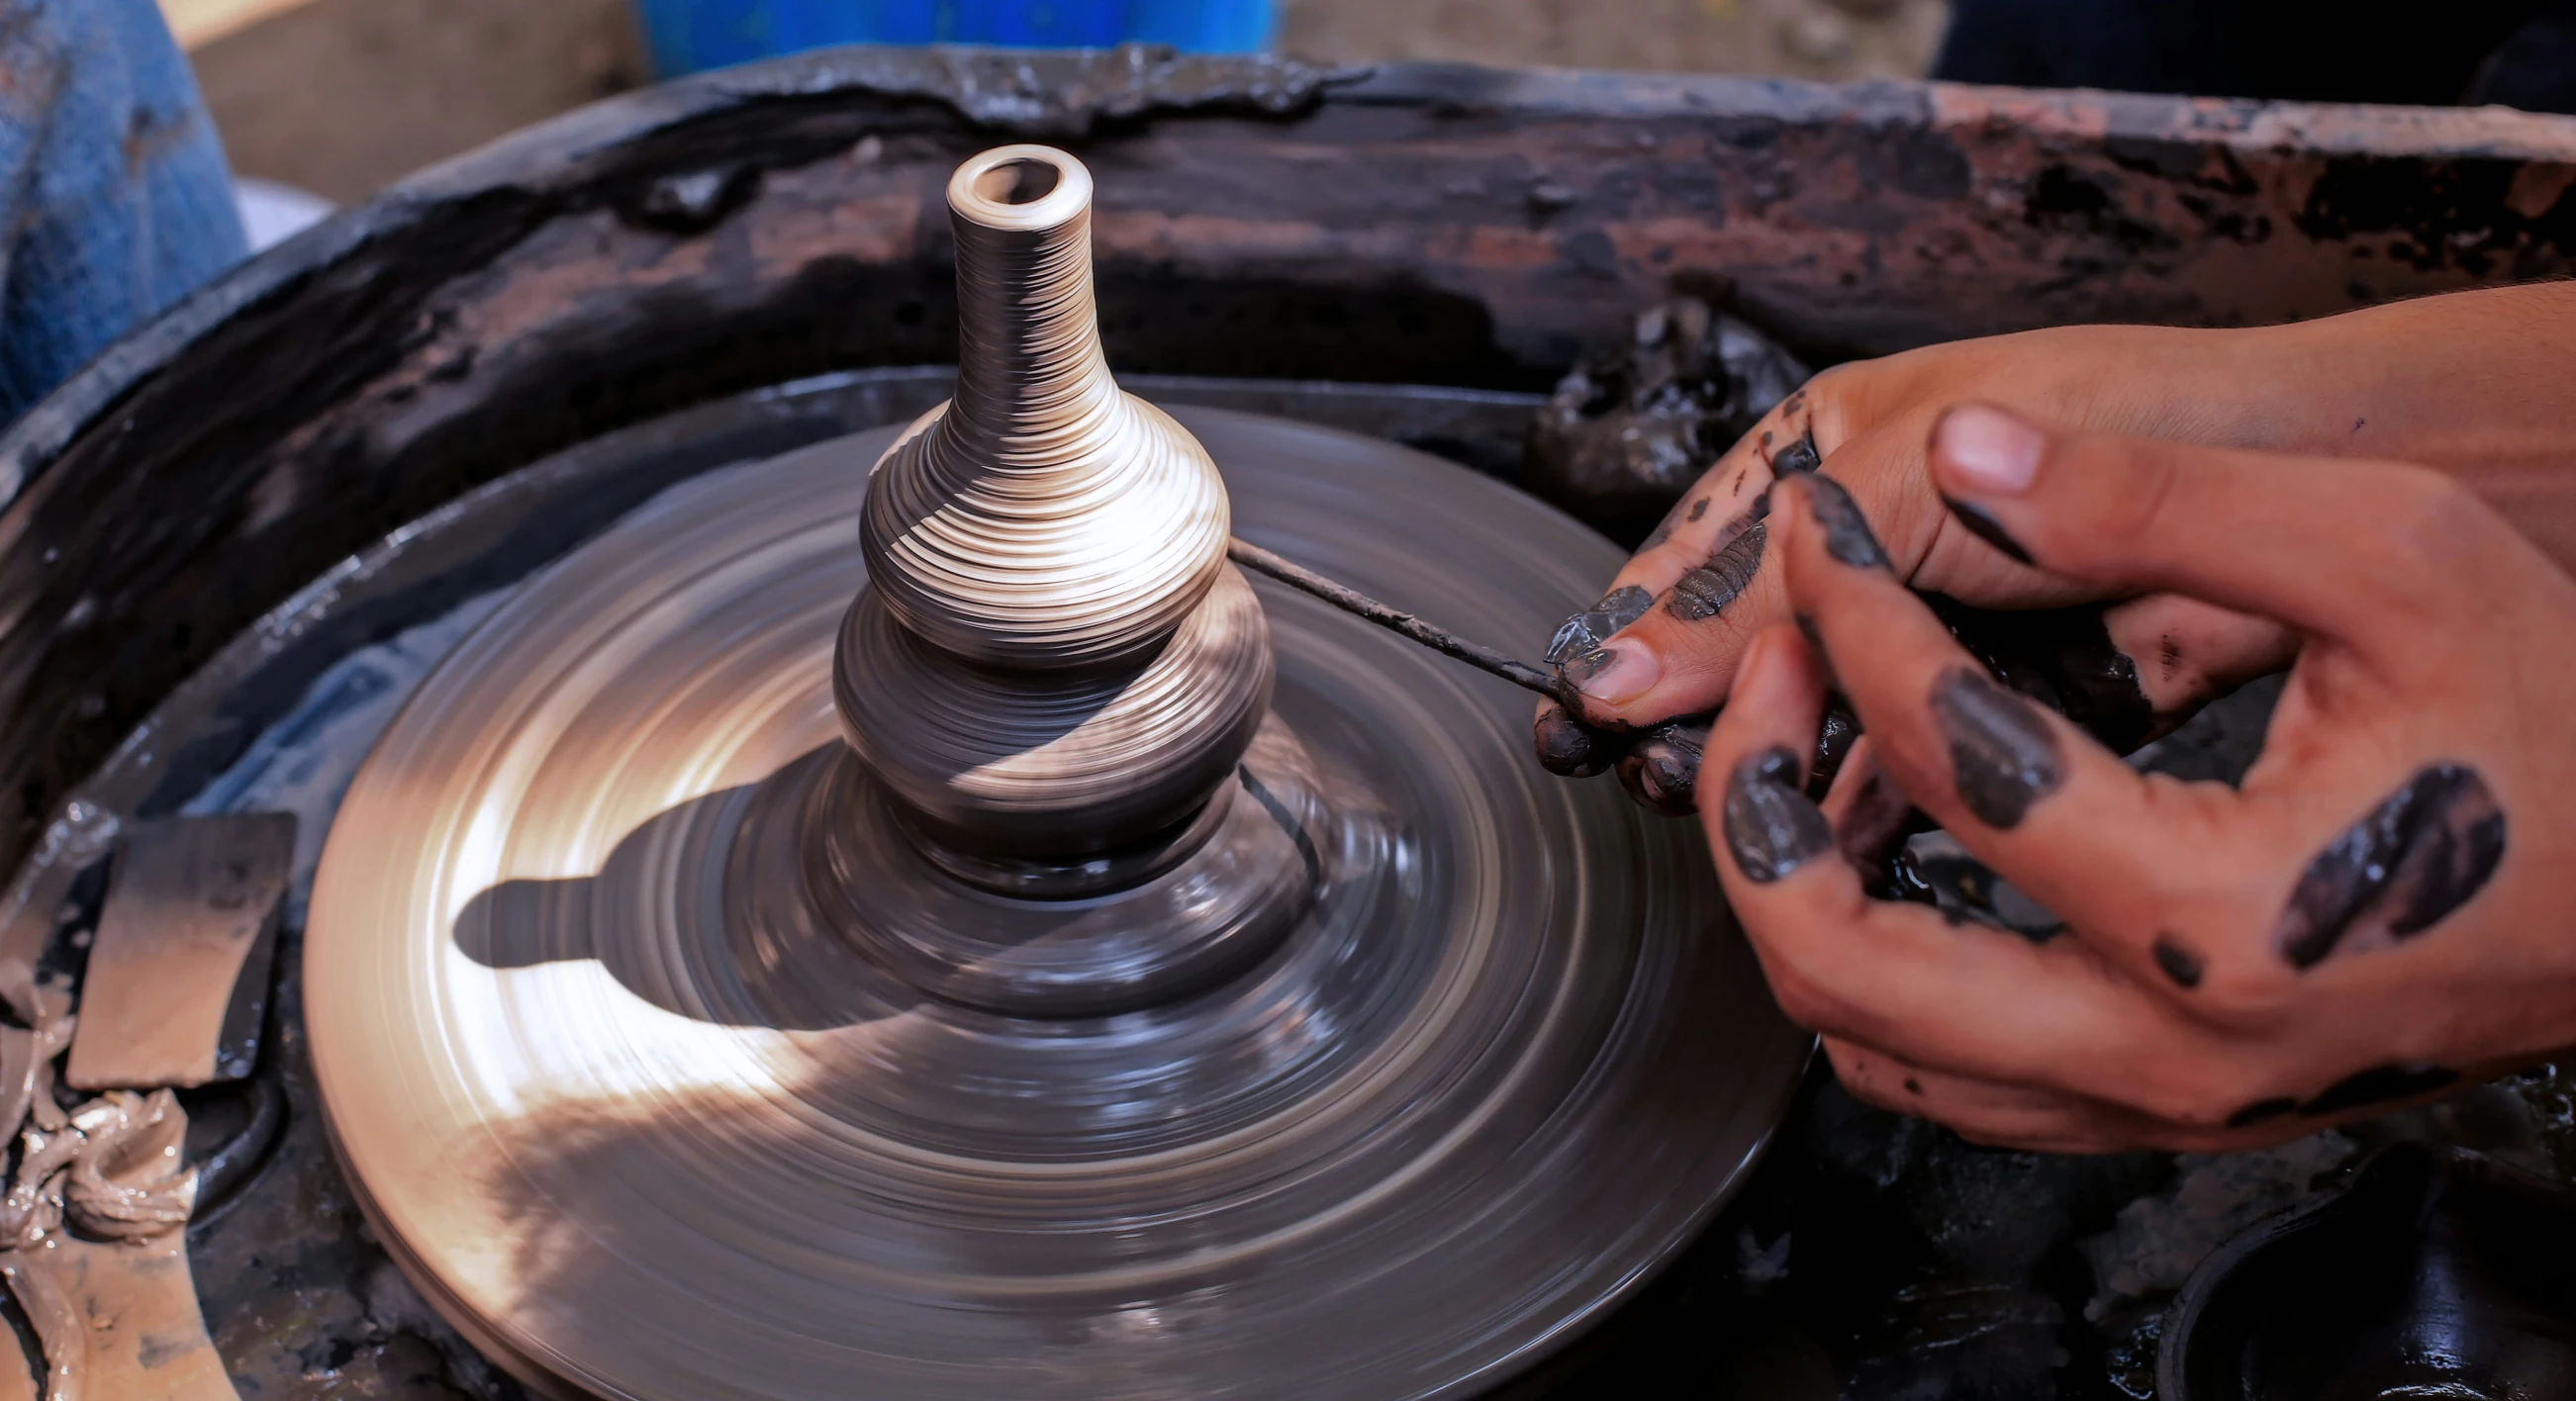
left=834, top=144, right=1273, bottom=875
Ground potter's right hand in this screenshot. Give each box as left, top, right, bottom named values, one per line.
left=1532, top=322, right=2271, bottom=810
left=1705, top=408, right=2576, bottom=1152
left=1532, top=282, right=2576, bottom=813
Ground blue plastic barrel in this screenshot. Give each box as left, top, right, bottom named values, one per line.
left=632, top=0, right=1275, bottom=76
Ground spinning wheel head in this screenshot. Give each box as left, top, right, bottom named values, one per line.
left=302, top=146, right=1807, bottom=1401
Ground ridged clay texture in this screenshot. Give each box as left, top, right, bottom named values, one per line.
left=857, top=145, right=1232, bottom=667
left=835, top=563, right=1272, bottom=859
left=841, top=145, right=1266, bottom=863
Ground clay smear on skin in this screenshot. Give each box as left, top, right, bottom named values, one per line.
left=1723, top=746, right=1831, bottom=884
left=1800, top=474, right=1887, bottom=571
left=2273, top=763, right=2506, bottom=970
left=1928, top=668, right=2065, bottom=830
left=1669, top=519, right=1766, bottom=621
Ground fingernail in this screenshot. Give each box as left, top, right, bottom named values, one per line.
left=1533, top=705, right=1612, bottom=777
left=1637, top=721, right=1707, bottom=810
left=1800, top=475, right=1888, bottom=570
left=1722, top=746, right=1833, bottom=883
left=1546, top=585, right=1653, bottom=664
left=1769, top=430, right=1821, bottom=476
left=1934, top=405, right=2044, bottom=496
left=1616, top=751, right=1691, bottom=817
left=1942, top=498, right=2035, bottom=565
left=1561, top=643, right=1661, bottom=705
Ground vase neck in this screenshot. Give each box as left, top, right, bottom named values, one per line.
left=946, top=157, right=1117, bottom=462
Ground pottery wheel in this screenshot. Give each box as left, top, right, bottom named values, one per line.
left=305, top=405, right=1807, bottom=1400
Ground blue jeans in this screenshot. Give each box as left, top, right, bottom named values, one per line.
left=0, top=0, right=246, bottom=426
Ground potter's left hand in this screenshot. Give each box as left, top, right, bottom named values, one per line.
left=1703, top=405, right=2576, bottom=1152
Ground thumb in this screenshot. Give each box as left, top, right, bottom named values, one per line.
left=1925, top=404, right=2514, bottom=654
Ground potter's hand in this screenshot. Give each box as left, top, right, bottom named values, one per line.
left=1704, top=406, right=2576, bottom=1153
left=1533, top=283, right=2576, bottom=811
left=1531, top=322, right=2287, bottom=810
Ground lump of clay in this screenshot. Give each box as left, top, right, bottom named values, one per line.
left=1526, top=297, right=1806, bottom=542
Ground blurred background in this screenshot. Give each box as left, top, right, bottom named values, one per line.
left=159, top=0, right=1937, bottom=209
left=167, top=0, right=2576, bottom=233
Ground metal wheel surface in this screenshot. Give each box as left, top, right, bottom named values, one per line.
left=305, top=406, right=1807, bottom=1401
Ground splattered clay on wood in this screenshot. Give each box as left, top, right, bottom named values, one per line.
left=1525, top=297, right=1805, bottom=540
